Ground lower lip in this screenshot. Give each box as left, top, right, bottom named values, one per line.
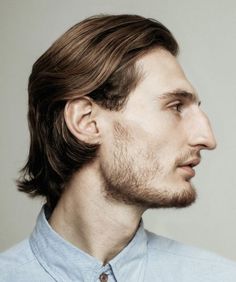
left=178, top=166, right=195, bottom=177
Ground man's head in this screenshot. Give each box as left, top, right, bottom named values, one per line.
left=17, top=14, right=216, bottom=210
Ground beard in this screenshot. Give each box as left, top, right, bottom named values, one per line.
left=99, top=121, right=197, bottom=209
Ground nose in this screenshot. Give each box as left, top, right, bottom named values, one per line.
left=188, top=109, right=217, bottom=150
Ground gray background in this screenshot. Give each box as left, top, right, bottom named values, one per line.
left=0, top=0, right=235, bottom=260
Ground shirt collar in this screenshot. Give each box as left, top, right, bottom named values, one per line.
left=29, top=205, right=148, bottom=282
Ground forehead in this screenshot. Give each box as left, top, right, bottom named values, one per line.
left=133, top=48, right=199, bottom=101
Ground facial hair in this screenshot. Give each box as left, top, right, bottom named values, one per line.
left=99, top=121, right=197, bottom=209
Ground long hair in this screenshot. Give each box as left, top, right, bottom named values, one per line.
left=17, top=14, right=179, bottom=209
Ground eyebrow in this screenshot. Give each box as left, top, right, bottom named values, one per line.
left=159, top=89, right=201, bottom=104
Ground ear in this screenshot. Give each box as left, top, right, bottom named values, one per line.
left=64, top=97, right=101, bottom=144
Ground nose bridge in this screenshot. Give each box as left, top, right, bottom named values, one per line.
left=188, top=109, right=217, bottom=150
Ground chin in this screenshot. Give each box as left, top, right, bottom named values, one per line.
left=139, top=180, right=197, bottom=209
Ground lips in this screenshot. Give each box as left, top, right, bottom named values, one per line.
left=177, top=158, right=201, bottom=178
left=178, top=166, right=196, bottom=177
left=180, top=158, right=201, bottom=168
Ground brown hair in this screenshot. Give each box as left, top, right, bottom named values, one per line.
left=17, top=14, right=179, bottom=209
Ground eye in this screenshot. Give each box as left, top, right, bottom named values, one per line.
left=171, top=102, right=184, bottom=113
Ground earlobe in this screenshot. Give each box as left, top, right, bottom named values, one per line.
left=64, top=97, right=100, bottom=144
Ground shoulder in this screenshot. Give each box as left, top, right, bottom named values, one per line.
left=0, top=239, right=34, bottom=267
left=0, top=239, right=53, bottom=282
left=145, top=229, right=236, bottom=282
left=145, top=229, right=236, bottom=264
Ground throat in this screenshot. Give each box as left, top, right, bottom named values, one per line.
left=48, top=190, right=142, bottom=265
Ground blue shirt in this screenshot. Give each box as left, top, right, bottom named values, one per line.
left=1, top=205, right=236, bottom=282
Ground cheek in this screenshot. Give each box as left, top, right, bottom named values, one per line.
left=130, top=120, right=178, bottom=151
left=130, top=129, right=175, bottom=165
left=127, top=110, right=181, bottom=141
left=112, top=117, right=184, bottom=164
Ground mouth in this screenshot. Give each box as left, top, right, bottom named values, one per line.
left=178, top=166, right=196, bottom=178
left=177, top=159, right=201, bottom=178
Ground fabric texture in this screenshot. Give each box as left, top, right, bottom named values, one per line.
left=1, top=205, right=236, bottom=282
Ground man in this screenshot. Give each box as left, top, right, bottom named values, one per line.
left=0, top=14, right=235, bottom=282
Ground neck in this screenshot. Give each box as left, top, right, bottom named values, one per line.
left=48, top=162, right=145, bottom=265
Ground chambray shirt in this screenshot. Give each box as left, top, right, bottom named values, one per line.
left=1, top=205, right=236, bottom=282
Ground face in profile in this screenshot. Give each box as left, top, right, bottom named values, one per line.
left=99, top=48, right=216, bottom=209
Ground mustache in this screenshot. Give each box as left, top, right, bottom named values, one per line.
left=174, top=150, right=201, bottom=166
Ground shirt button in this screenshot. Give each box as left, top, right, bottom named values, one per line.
left=99, top=272, right=108, bottom=282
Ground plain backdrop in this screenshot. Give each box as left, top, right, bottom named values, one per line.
left=0, top=0, right=235, bottom=261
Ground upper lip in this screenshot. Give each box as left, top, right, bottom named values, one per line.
left=179, top=158, right=201, bottom=168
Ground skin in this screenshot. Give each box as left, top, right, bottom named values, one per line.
left=49, top=48, right=216, bottom=265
